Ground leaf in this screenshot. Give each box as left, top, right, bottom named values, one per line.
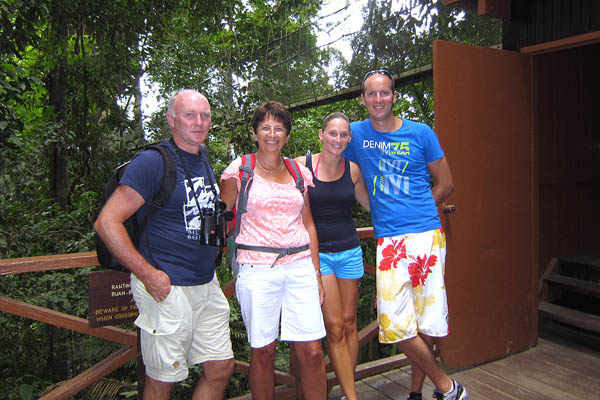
left=18, top=384, right=34, bottom=400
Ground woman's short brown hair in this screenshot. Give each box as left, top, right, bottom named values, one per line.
left=252, top=101, right=292, bottom=136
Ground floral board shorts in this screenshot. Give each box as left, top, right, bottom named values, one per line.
left=376, top=228, right=449, bottom=343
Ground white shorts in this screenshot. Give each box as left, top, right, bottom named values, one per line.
left=131, top=273, right=233, bottom=382
left=236, top=256, right=326, bottom=348
left=376, top=228, right=449, bottom=343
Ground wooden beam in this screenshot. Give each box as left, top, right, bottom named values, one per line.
left=358, top=320, right=379, bottom=347
left=0, top=252, right=98, bottom=275
left=40, top=345, right=137, bottom=400
left=234, top=360, right=297, bottom=388
left=356, top=227, right=374, bottom=239
left=544, top=275, right=600, bottom=298
left=221, top=277, right=236, bottom=298
left=287, top=66, right=432, bottom=113
left=521, top=30, right=600, bottom=55
left=354, top=354, right=410, bottom=380
left=539, top=301, right=600, bottom=333
left=0, top=296, right=137, bottom=346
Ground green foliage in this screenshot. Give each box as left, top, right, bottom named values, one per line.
left=0, top=0, right=501, bottom=397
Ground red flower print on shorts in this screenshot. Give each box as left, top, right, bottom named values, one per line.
left=408, top=254, right=438, bottom=287
left=379, top=238, right=407, bottom=271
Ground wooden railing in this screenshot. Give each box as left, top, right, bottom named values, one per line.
left=0, top=227, right=410, bottom=399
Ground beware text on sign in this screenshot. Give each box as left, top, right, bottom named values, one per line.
left=88, top=270, right=139, bottom=328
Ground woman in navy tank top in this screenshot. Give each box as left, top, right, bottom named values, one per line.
left=295, top=112, right=370, bottom=400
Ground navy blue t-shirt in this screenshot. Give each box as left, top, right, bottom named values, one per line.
left=120, top=141, right=220, bottom=286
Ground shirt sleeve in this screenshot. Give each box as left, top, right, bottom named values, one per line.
left=423, top=124, right=445, bottom=163
left=119, top=149, right=164, bottom=202
left=220, top=156, right=242, bottom=183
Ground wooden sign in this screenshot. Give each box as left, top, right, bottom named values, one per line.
left=88, top=270, right=139, bottom=328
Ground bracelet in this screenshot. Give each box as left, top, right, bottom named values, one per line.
left=315, top=270, right=322, bottom=277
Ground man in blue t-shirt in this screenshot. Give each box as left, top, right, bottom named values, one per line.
left=95, top=89, right=233, bottom=399
left=343, top=70, right=467, bottom=400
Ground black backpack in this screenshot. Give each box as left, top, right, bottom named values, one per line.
left=95, top=144, right=177, bottom=271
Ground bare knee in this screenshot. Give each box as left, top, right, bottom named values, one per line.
left=296, top=342, right=324, bottom=369
left=325, top=318, right=345, bottom=343
left=204, top=358, right=235, bottom=383
left=251, top=343, right=276, bottom=367
left=342, top=312, right=357, bottom=335
left=143, top=377, right=174, bottom=399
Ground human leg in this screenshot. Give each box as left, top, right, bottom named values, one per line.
left=321, top=274, right=358, bottom=400
left=186, top=275, right=235, bottom=399
left=409, top=333, right=433, bottom=393
left=249, top=341, right=277, bottom=400
left=131, top=277, right=193, bottom=384
left=291, top=340, right=327, bottom=400
left=193, top=358, right=235, bottom=400
left=376, top=231, right=466, bottom=396
left=337, top=277, right=360, bottom=370
left=143, top=377, right=174, bottom=400
left=279, top=258, right=327, bottom=399
left=397, top=335, right=452, bottom=392
left=332, top=246, right=363, bottom=372
left=235, top=265, right=286, bottom=399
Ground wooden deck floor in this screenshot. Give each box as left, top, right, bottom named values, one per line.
left=327, top=322, right=600, bottom=399
left=229, top=322, right=600, bottom=399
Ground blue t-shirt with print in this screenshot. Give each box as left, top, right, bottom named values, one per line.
left=119, top=141, right=220, bottom=286
left=343, top=119, right=444, bottom=238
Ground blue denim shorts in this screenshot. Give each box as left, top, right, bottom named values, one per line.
left=319, top=245, right=364, bottom=279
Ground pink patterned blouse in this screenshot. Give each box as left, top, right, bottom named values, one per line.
left=221, top=156, right=315, bottom=265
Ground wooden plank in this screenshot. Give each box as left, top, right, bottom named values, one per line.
left=221, top=277, right=236, bottom=298
left=0, top=252, right=99, bottom=275
left=539, top=301, right=600, bottom=333
left=521, top=30, right=600, bottom=54
left=40, top=345, right=137, bottom=400
left=287, top=66, right=432, bottom=113
left=0, top=295, right=137, bottom=346
left=357, top=320, right=379, bottom=347
left=361, top=372, right=407, bottom=399
left=451, top=367, right=544, bottom=399
left=526, top=338, right=600, bottom=379
left=479, top=339, right=600, bottom=398
left=354, top=354, right=410, bottom=380
left=544, top=274, right=600, bottom=297
left=356, top=227, right=374, bottom=239
left=539, top=257, right=559, bottom=297
left=236, top=360, right=296, bottom=388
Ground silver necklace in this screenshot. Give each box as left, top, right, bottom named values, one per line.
left=256, top=156, right=284, bottom=174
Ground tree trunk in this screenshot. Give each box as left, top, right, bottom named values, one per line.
left=47, top=0, right=70, bottom=207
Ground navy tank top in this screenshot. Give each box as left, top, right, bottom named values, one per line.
left=306, top=154, right=360, bottom=253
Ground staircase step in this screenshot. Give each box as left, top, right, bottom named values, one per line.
left=539, top=301, right=600, bottom=334
left=544, top=275, right=600, bottom=298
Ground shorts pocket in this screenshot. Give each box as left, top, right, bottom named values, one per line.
left=134, top=285, right=184, bottom=336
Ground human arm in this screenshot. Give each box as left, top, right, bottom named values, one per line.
left=219, top=176, right=239, bottom=211
left=350, top=161, right=370, bottom=212
left=301, top=196, right=324, bottom=305
left=428, top=156, right=454, bottom=206
left=93, top=185, right=171, bottom=302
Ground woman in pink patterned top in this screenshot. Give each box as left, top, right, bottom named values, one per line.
left=220, top=101, right=326, bottom=400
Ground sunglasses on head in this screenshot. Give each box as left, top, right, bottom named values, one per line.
left=362, top=69, right=392, bottom=84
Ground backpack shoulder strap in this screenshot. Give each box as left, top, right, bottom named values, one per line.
left=283, top=157, right=305, bottom=195
left=134, top=145, right=177, bottom=239
left=233, top=154, right=255, bottom=237
left=148, top=144, right=177, bottom=208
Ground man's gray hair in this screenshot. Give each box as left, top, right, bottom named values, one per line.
left=167, top=89, right=201, bottom=117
